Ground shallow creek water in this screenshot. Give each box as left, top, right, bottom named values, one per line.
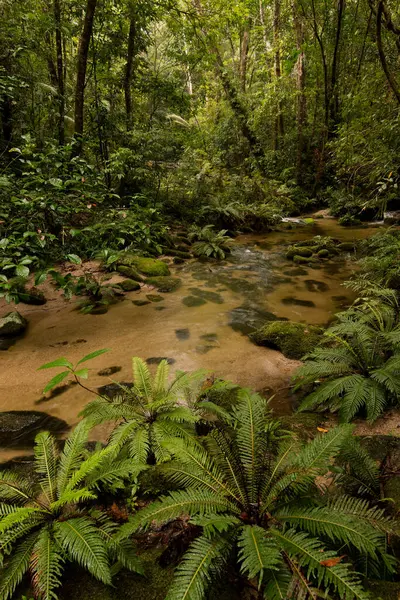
left=0, top=218, right=381, bottom=458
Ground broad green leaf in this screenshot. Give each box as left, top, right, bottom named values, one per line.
left=15, top=265, right=30, bottom=278
left=66, top=254, right=82, bottom=265
left=43, top=371, right=70, bottom=394
left=38, top=358, right=73, bottom=370
left=74, top=368, right=89, bottom=379
left=76, top=348, right=110, bottom=365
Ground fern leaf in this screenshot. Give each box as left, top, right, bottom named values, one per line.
left=132, top=357, right=153, bottom=401
left=117, top=489, right=235, bottom=539
left=271, top=528, right=370, bottom=600
left=0, top=531, right=39, bottom=600
left=30, top=527, right=64, bottom=600
left=54, top=517, right=111, bottom=585
left=238, top=525, right=280, bottom=582
left=34, top=432, right=59, bottom=504
left=153, top=359, right=169, bottom=397
left=0, top=471, right=36, bottom=504
left=57, top=419, right=92, bottom=496
left=290, top=425, right=353, bottom=476
left=165, top=533, right=232, bottom=600
left=262, top=562, right=292, bottom=600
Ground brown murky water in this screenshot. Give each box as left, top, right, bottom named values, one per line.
left=0, top=218, right=383, bottom=458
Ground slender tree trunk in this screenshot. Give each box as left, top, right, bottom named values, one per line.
left=74, top=0, right=97, bottom=151
left=239, top=28, right=250, bottom=92
left=329, top=0, right=345, bottom=134
left=293, top=2, right=307, bottom=185
left=273, top=0, right=284, bottom=150
left=124, top=12, right=136, bottom=130
left=376, top=0, right=400, bottom=104
left=54, top=0, right=65, bottom=144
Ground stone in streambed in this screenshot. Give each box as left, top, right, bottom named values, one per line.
left=0, top=311, right=27, bottom=336
left=18, top=287, right=46, bottom=305
left=119, top=279, right=141, bottom=291
left=182, top=296, right=207, bottom=307
left=146, top=294, right=164, bottom=303
left=116, top=265, right=144, bottom=282
left=146, top=276, right=181, bottom=292
left=304, top=280, right=329, bottom=293
left=132, top=299, right=151, bottom=306
left=0, top=411, right=68, bottom=448
left=175, top=328, right=190, bottom=341
left=250, top=320, right=322, bottom=359
left=281, top=297, right=315, bottom=307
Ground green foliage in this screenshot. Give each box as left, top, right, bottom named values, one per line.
left=39, top=348, right=110, bottom=394
left=81, top=357, right=206, bottom=464
left=294, top=299, right=400, bottom=421
left=188, top=225, right=232, bottom=260
left=0, top=423, right=143, bottom=600
left=118, top=393, right=394, bottom=600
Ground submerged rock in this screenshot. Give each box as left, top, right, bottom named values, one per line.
left=0, top=311, right=27, bottom=336
left=182, top=296, right=207, bottom=307
left=147, top=357, right=176, bottom=365
left=146, top=294, right=164, bottom=303
left=189, top=287, right=224, bottom=304
left=229, top=305, right=282, bottom=335
left=175, top=328, right=190, bottom=341
left=250, top=320, right=322, bottom=359
left=132, top=300, right=151, bottom=306
left=119, top=279, right=141, bottom=291
left=146, top=276, right=181, bottom=292
left=0, top=411, right=68, bottom=448
left=97, top=366, right=122, bottom=376
left=287, top=246, right=313, bottom=259
left=281, top=297, right=315, bottom=308
left=304, top=280, right=329, bottom=293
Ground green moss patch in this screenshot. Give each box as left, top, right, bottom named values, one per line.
left=146, top=276, right=181, bottom=292
left=118, top=255, right=170, bottom=277
left=250, top=320, right=322, bottom=359
left=116, top=265, right=144, bottom=282
left=119, top=279, right=141, bottom=291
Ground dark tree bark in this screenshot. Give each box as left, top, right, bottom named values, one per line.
left=293, top=2, right=307, bottom=184
left=376, top=0, right=400, bottom=104
left=273, top=0, right=284, bottom=150
left=329, top=0, right=345, bottom=133
left=239, top=28, right=250, bottom=92
left=74, top=0, right=98, bottom=151
left=54, top=0, right=65, bottom=144
left=124, top=13, right=136, bottom=130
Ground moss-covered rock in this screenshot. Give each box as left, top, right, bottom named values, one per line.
left=119, top=279, right=141, bottom=291
left=250, top=320, right=322, bottom=359
left=146, top=276, right=181, bottom=292
left=173, top=256, right=185, bottom=265
left=165, top=249, right=192, bottom=259
left=19, top=287, right=47, bottom=305
left=132, top=299, right=151, bottom=306
left=182, top=295, right=207, bottom=307
left=146, top=294, right=164, bottom=302
left=116, top=265, right=144, bottom=282
left=317, top=248, right=330, bottom=258
left=338, top=242, right=355, bottom=251
left=303, top=217, right=315, bottom=225
left=0, top=311, right=27, bottom=336
left=286, top=246, right=313, bottom=259
left=293, top=255, right=312, bottom=265
left=118, top=255, right=170, bottom=277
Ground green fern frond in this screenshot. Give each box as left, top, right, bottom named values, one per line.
left=0, top=471, right=36, bottom=505
left=165, top=534, right=232, bottom=600
left=153, top=359, right=170, bottom=397
left=0, top=532, right=39, bottom=600
left=54, top=517, right=112, bottom=585
left=117, top=489, right=235, bottom=539
left=30, top=527, right=64, bottom=600
left=57, top=419, right=93, bottom=496
left=132, top=357, right=153, bottom=401
left=34, top=432, right=59, bottom=504
left=262, top=561, right=292, bottom=600
left=238, top=525, right=280, bottom=582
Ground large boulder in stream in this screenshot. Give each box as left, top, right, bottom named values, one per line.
left=0, top=411, right=68, bottom=448
left=0, top=311, right=27, bottom=336
left=250, top=320, right=322, bottom=359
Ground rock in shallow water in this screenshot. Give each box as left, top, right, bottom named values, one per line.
left=0, top=411, right=68, bottom=448
left=250, top=320, right=322, bottom=359
left=0, top=311, right=27, bottom=336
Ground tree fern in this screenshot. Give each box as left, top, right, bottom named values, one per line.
left=0, top=426, right=142, bottom=600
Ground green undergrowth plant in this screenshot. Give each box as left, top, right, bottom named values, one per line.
left=188, top=225, right=232, bottom=260
left=117, top=392, right=396, bottom=600
left=80, top=357, right=208, bottom=464
left=0, top=421, right=143, bottom=600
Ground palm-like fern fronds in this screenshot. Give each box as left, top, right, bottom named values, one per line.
left=295, top=307, right=400, bottom=422
left=81, top=357, right=207, bottom=464
left=124, top=407, right=392, bottom=600
left=0, top=426, right=142, bottom=600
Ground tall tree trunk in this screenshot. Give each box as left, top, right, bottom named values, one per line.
left=54, top=0, right=65, bottom=144
left=376, top=0, right=400, bottom=104
left=329, top=0, right=345, bottom=134
left=293, top=2, right=307, bottom=185
left=273, top=0, right=284, bottom=150
left=74, top=0, right=97, bottom=151
left=239, top=28, right=250, bottom=91
left=124, top=12, right=136, bottom=130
